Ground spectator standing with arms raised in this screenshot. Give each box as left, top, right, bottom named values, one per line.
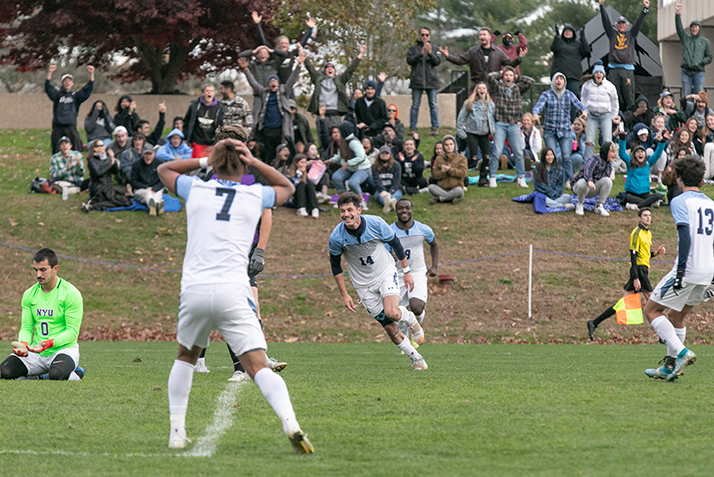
left=599, top=0, right=650, bottom=113
left=406, top=27, right=441, bottom=136
left=45, top=64, right=95, bottom=153
left=675, top=4, right=712, bottom=99
left=440, top=27, right=526, bottom=88
left=487, top=66, right=534, bottom=188
left=550, top=24, right=590, bottom=99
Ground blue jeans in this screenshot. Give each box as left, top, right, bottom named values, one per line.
left=571, top=153, right=584, bottom=176
left=585, top=111, right=612, bottom=160
left=375, top=189, right=403, bottom=205
left=545, top=193, right=572, bottom=208
left=410, top=88, right=439, bottom=129
left=332, top=168, right=372, bottom=197
left=492, top=122, right=524, bottom=177
left=544, top=131, right=574, bottom=181
left=681, top=70, right=706, bottom=98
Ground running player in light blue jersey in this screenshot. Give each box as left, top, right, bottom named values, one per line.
left=328, top=192, right=428, bottom=370
left=644, top=156, right=714, bottom=381
left=158, top=139, right=314, bottom=453
left=390, top=199, right=439, bottom=345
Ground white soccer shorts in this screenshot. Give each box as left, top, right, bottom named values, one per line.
left=398, top=272, right=428, bottom=307
left=177, top=284, right=266, bottom=356
left=17, top=344, right=80, bottom=376
left=650, top=269, right=709, bottom=312
left=356, top=270, right=401, bottom=318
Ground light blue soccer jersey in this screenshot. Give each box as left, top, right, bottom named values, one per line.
left=329, top=215, right=398, bottom=288
left=176, top=175, right=276, bottom=289
left=389, top=220, right=435, bottom=275
left=670, top=190, right=714, bottom=285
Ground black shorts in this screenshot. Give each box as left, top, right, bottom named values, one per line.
left=624, top=265, right=652, bottom=293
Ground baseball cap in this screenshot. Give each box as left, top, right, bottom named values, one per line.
left=141, top=145, right=155, bottom=155
left=660, top=91, right=673, bottom=99
left=113, top=126, right=128, bottom=136
left=616, top=16, right=627, bottom=24
left=288, top=99, right=298, bottom=109
left=58, top=136, right=71, bottom=144
left=60, top=74, right=74, bottom=82
left=378, top=145, right=391, bottom=154
left=637, top=128, right=649, bottom=136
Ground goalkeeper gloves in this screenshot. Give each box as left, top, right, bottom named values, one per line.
left=673, top=270, right=685, bottom=292
left=11, top=341, right=29, bottom=357
left=249, top=248, right=265, bottom=277
left=28, top=339, right=55, bottom=353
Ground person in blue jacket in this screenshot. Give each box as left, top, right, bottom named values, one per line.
left=156, top=129, right=193, bottom=161
left=618, top=130, right=667, bottom=210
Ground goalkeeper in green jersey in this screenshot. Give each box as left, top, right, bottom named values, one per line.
left=0, top=249, right=85, bottom=381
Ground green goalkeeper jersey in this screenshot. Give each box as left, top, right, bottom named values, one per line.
left=18, top=277, right=83, bottom=357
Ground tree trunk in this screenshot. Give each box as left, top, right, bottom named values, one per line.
left=132, top=37, right=195, bottom=94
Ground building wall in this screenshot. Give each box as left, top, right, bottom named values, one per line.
left=658, top=0, right=714, bottom=90
left=0, top=93, right=456, bottom=130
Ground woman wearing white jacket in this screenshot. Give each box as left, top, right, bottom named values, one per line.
left=580, top=61, right=619, bottom=160
left=520, top=112, right=543, bottom=167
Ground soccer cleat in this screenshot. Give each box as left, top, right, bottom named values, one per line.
left=194, top=358, right=209, bottom=373
left=228, top=370, right=248, bottom=382
left=288, top=430, right=315, bottom=454
left=169, top=428, right=191, bottom=449
left=409, top=321, right=425, bottom=346
left=669, top=348, right=696, bottom=380
left=267, top=357, right=287, bottom=373
left=412, top=358, right=428, bottom=370
left=575, top=203, right=584, bottom=216
left=75, top=367, right=86, bottom=380
left=587, top=320, right=597, bottom=341
left=645, top=356, right=675, bottom=379
left=594, top=204, right=610, bottom=217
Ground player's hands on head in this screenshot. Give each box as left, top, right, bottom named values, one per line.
left=11, top=341, right=29, bottom=357
left=28, top=339, right=54, bottom=353
left=249, top=248, right=265, bottom=276
left=231, top=140, right=254, bottom=166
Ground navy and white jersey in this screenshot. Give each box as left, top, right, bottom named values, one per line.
left=176, top=175, right=276, bottom=289
left=389, top=220, right=435, bottom=276
left=328, top=215, right=398, bottom=288
left=670, top=190, right=714, bottom=285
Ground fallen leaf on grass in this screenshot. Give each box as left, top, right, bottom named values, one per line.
left=8, top=218, right=18, bottom=226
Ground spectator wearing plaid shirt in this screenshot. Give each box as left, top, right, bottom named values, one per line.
left=50, top=136, right=86, bottom=188
left=532, top=72, right=587, bottom=183
left=487, top=67, right=535, bottom=188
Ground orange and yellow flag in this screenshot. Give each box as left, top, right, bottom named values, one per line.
left=614, top=293, right=643, bottom=325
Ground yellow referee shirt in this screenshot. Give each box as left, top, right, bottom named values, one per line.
left=630, top=225, right=652, bottom=268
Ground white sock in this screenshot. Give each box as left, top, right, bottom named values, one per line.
left=253, top=367, right=298, bottom=436
left=68, top=372, right=81, bottom=381
left=675, top=327, right=686, bottom=346
left=416, top=310, right=425, bottom=324
left=396, top=337, right=422, bottom=362
left=168, top=359, right=195, bottom=417
left=398, top=306, right=416, bottom=327
left=651, top=316, right=684, bottom=357
left=397, top=320, right=409, bottom=337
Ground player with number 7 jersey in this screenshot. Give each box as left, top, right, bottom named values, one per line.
left=329, top=192, right=428, bottom=370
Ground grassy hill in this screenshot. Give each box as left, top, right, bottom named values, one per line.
left=2, top=128, right=713, bottom=344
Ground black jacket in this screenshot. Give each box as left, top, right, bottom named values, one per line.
left=372, top=161, right=402, bottom=195
left=550, top=24, right=590, bottom=80
left=114, top=108, right=140, bottom=133
left=84, top=101, right=115, bottom=142
left=355, top=96, right=388, bottom=136
left=183, top=98, right=226, bottom=145
left=130, top=158, right=163, bottom=192
left=406, top=40, right=441, bottom=90
left=601, top=5, right=648, bottom=66
left=45, top=80, right=94, bottom=126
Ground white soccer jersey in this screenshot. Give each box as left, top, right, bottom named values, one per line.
left=669, top=190, right=714, bottom=285
left=328, top=215, right=398, bottom=288
left=389, top=220, right=435, bottom=276
left=176, top=175, right=276, bottom=289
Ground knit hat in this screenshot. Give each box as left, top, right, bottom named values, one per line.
left=364, top=80, right=377, bottom=90
left=592, top=60, right=605, bottom=75
left=338, top=121, right=355, bottom=139
left=267, top=74, right=279, bottom=84
left=631, top=144, right=646, bottom=155
left=324, top=62, right=335, bottom=71
left=378, top=145, right=391, bottom=155
left=442, top=134, right=456, bottom=144
left=698, top=91, right=708, bottom=104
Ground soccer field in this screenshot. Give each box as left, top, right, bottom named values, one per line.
left=0, top=342, right=712, bottom=476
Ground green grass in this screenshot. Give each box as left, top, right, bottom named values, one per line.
left=0, top=342, right=713, bottom=475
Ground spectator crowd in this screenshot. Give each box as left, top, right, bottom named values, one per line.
left=44, top=2, right=713, bottom=217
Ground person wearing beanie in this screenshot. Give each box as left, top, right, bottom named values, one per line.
left=327, top=122, right=373, bottom=209
left=45, top=64, right=95, bottom=154
left=238, top=48, right=306, bottom=164
left=355, top=80, right=389, bottom=138
left=428, top=135, right=467, bottom=205
left=599, top=0, right=650, bottom=112
left=571, top=141, right=616, bottom=216
left=675, top=90, right=714, bottom=129
left=550, top=24, right=590, bottom=99
left=406, top=27, right=441, bottom=135
left=487, top=66, right=535, bottom=188
left=305, top=45, right=368, bottom=128
left=581, top=60, right=619, bottom=160
left=675, top=4, right=712, bottom=98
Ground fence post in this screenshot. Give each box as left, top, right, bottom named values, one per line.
left=528, top=244, right=533, bottom=319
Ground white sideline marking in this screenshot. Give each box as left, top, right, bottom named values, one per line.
left=0, top=449, right=170, bottom=458
left=183, top=378, right=249, bottom=457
